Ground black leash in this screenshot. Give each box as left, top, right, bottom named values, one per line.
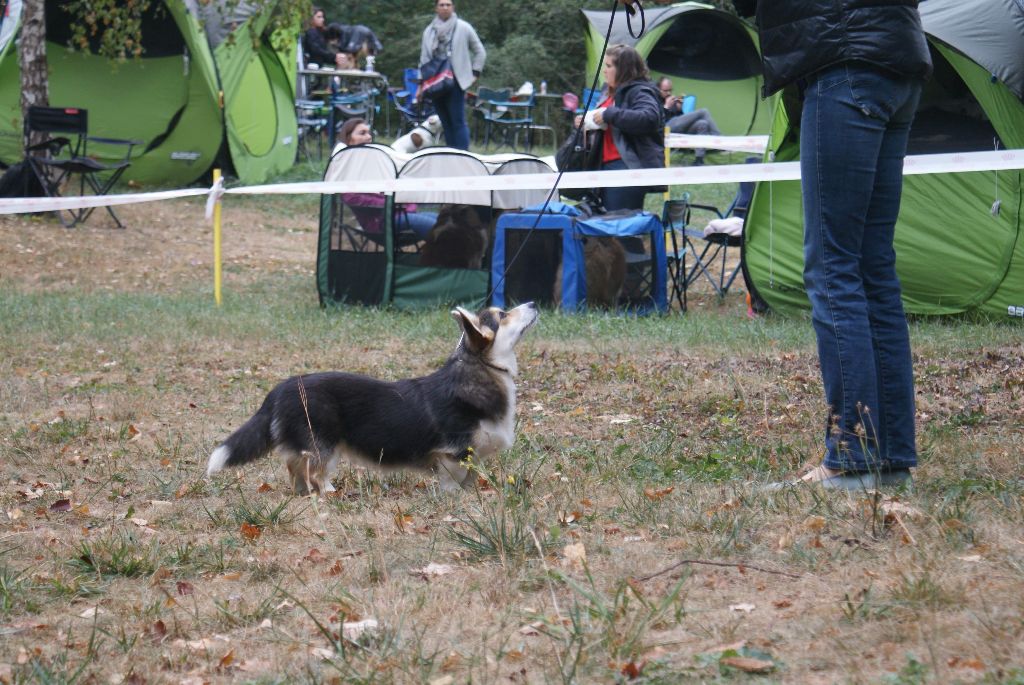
left=484, top=0, right=645, bottom=305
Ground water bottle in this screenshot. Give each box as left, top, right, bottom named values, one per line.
left=365, top=55, right=375, bottom=73
left=540, top=80, right=548, bottom=95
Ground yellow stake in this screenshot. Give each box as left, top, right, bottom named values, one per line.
left=213, top=168, right=222, bottom=306
left=664, top=125, right=671, bottom=201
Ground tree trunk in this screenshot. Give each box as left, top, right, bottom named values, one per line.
left=19, top=0, right=48, bottom=151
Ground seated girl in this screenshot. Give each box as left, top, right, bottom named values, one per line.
left=337, top=118, right=437, bottom=239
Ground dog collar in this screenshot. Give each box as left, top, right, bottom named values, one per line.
left=481, top=359, right=511, bottom=375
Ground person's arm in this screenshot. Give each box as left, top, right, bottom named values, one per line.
left=602, top=87, right=662, bottom=135
left=466, top=23, right=486, bottom=77
left=303, top=28, right=337, bottom=66
left=419, top=27, right=432, bottom=69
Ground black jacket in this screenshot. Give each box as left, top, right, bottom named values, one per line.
left=302, top=27, right=336, bottom=66
left=733, top=0, right=932, bottom=96
left=602, top=79, right=665, bottom=171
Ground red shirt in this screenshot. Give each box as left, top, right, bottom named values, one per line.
left=598, top=95, right=621, bottom=164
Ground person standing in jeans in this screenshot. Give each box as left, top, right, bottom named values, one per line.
left=732, top=0, right=932, bottom=489
left=419, top=0, right=485, bottom=151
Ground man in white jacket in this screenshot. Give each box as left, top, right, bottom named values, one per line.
left=419, top=0, right=486, bottom=150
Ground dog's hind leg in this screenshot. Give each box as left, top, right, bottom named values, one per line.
left=285, top=449, right=333, bottom=495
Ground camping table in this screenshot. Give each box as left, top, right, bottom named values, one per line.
left=299, top=68, right=389, bottom=134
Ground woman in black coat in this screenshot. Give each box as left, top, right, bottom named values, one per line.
left=585, top=44, right=664, bottom=211
left=736, top=0, right=932, bottom=490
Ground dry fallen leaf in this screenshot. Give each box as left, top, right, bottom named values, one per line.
left=562, top=542, right=587, bottom=571
left=802, top=515, right=827, bottom=532
left=728, top=603, right=756, bottom=613
left=342, top=618, right=379, bottom=641
left=49, top=499, right=72, bottom=512
left=176, top=581, right=195, bottom=596
left=429, top=676, right=455, bottom=685
left=410, top=562, right=455, bottom=579
left=217, top=649, right=235, bottom=670
left=643, top=486, right=674, bottom=501
left=720, top=656, right=774, bottom=673
left=78, top=606, right=106, bottom=619
left=257, top=483, right=274, bottom=493
left=240, top=522, right=262, bottom=542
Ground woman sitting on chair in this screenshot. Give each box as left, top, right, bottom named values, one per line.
left=337, top=119, right=437, bottom=239
left=574, top=45, right=665, bottom=212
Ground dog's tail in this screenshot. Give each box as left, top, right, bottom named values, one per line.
left=206, top=397, right=275, bottom=476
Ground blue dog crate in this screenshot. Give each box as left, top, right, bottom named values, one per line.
left=491, top=203, right=667, bottom=313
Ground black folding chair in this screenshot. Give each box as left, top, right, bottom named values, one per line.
left=25, top=106, right=140, bottom=228
left=677, top=157, right=759, bottom=297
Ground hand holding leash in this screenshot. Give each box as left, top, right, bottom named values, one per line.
left=619, top=0, right=641, bottom=16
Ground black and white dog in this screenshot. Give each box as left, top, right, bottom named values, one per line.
left=206, top=303, right=538, bottom=494
left=391, top=115, right=443, bottom=154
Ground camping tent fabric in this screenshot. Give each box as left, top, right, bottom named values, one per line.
left=0, top=1, right=298, bottom=187
left=0, top=0, right=222, bottom=186
left=206, top=3, right=299, bottom=185
left=741, top=0, right=1024, bottom=318
left=581, top=3, right=772, bottom=136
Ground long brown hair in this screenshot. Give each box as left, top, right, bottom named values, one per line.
left=338, top=118, right=367, bottom=145
left=606, top=44, right=650, bottom=94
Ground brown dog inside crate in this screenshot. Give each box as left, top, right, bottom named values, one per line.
left=554, top=236, right=626, bottom=309
left=419, top=204, right=491, bottom=270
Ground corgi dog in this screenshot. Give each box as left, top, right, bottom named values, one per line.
left=391, top=115, right=443, bottom=153
left=206, top=303, right=539, bottom=494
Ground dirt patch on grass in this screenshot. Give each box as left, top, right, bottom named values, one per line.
left=1, top=197, right=318, bottom=295
left=2, top=202, right=1023, bottom=684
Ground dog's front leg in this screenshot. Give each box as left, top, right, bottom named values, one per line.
left=433, top=453, right=473, bottom=492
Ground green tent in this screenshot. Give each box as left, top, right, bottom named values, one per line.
left=742, top=0, right=1024, bottom=317
left=0, top=0, right=222, bottom=187
left=0, top=0, right=298, bottom=187
left=194, top=1, right=299, bottom=185
left=581, top=2, right=772, bottom=135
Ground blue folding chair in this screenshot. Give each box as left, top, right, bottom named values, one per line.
left=388, top=67, right=434, bottom=133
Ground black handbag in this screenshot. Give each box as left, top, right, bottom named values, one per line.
left=420, top=25, right=457, bottom=101
left=555, top=129, right=602, bottom=200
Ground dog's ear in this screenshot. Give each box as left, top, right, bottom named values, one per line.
left=452, top=306, right=494, bottom=353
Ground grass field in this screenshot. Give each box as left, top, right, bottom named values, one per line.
left=1, top=161, right=1023, bottom=684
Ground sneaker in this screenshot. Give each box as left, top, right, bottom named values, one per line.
left=765, top=465, right=912, bottom=491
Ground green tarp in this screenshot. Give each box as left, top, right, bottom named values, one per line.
left=742, top=0, right=1024, bottom=317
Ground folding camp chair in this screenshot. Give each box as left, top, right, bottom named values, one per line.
left=295, top=98, right=330, bottom=164
left=471, top=87, right=513, bottom=149
left=388, top=67, right=434, bottom=134
left=661, top=197, right=690, bottom=312
left=677, top=157, right=758, bottom=297
left=25, top=106, right=140, bottom=228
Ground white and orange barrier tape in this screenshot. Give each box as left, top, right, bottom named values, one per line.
left=0, top=149, right=1021, bottom=218
left=665, top=133, right=769, bottom=154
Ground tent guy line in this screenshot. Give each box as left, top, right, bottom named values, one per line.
left=0, top=148, right=1020, bottom=217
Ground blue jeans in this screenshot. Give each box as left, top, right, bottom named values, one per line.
left=800, top=64, right=922, bottom=472
left=397, top=209, right=437, bottom=239
left=435, top=82, right=470, bottom=150
left=600, top=159, right=648, bottom=211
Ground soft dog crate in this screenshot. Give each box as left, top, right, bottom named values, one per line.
left=316, top=145, right=552, bottom=309
left=491, top=203, right=668, bottom=314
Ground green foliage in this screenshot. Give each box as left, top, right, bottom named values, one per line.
left=63, top=0, right=154, bottom=60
